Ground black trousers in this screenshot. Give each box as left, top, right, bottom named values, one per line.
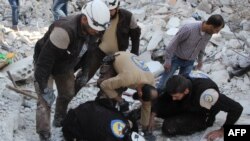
left=161, top=113, right=207, bottom=136
left=154, top=96, right=209, bottom=136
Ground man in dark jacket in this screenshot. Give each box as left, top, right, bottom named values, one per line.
left=75, top=0, right=141, bottom=91
left=33, top=0, right=110, bottom=140
left=62, top=99, right=144, bottom=141
left=149, top=75, right=243, bottom=141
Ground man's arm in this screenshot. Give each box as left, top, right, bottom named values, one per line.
left=213, top=94, right=243, bottom=127
left=205, top=94, right=243, bottom=141
left=34, top=27, right=70, bottom=92
left=129, top=15, right=141, bottom=55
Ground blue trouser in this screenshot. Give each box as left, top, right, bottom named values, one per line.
left=8, top=0, right=19, bottom=26
left=52, top=0, right=68, bottom=20
left=157, top=56, right=195, bottom=93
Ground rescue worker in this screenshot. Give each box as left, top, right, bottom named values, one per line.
left=62, top=99, right=145, bottom=141
left=33, top=0, right=110, bottom=140
left=150, top=75, right=243, bottom=141
left=99, top=51, right=158, bottom=133
left=75, top=0, right=141, bottom=91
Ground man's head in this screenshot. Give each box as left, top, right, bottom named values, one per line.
left=133, top=84, right=158, bottom=102
left=107, top=0, right=120, bottom=19
left=81, top=0, right=110, bottom=36
left=165, top=75, right=191, bottom=101
left=203, top=14, right=224, bottom=35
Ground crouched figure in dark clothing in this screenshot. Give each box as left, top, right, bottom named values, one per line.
left=62, top=99, right=144, bottom=141
left=149, top=75, right=243, bottom=141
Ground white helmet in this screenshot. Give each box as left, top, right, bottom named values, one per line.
left=81, top=0, right=110, bottom=31
left=107, top=0, right=120, bottom=10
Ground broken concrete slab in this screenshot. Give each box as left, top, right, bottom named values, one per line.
left=220, top=24, right=234, bottom=40
left=138, top=51, right=152, bottom=63
left=166, top=17, right=180, bottom=28
left=166, top=27, right=179, bottom=36
left=130, top=8, right=146, bottom=22
left=209, top=69, right=229, bottom=85
left=146, top=61, right=164, bottom=77
left=197, top=0, right=212, bottom=14
left=221, top=6, right=233, bottom=14
left=147, top=30, right=163, bottom=51
left=2, top=56, right=33, bottom=81
left=0, top=76, right=22, bottom=141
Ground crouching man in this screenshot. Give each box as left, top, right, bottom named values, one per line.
left=150, top=75, right=243, bottom=141
left=98, top=51, right=158, bottom=132
left=62, top=99, right=145, bottom=141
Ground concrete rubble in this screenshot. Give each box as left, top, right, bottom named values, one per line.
left=0, top=0, right=250, bottom=140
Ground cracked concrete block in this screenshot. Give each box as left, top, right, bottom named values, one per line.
left=166, top=17, right=180, bottom=28
left=2, top=56, right=33, bottom=81
left=220, top=24, right=234, bottom=40
left=146, top=61, right=164, bottom=77
left=130, top=8, right=146, bottom=22
left=166, top=27, right=179, bottom=36
left=197, top=0, right=212, bottom=14
left=221, top=6, right=233, bottom=14
left=147, top=30, right=163, bottom=51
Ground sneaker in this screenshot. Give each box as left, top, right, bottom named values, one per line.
left=12, top=25, right=19, bottom=31
left=39, top=132, right=51, bottom=141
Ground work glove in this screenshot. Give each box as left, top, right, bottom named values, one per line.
left=42, top=88, right=55, bottom=107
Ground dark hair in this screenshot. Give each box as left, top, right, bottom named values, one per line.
left=132, top=84, right=157, bottom=101
left=165, top=75, right=191, bottom=95
left=206, top=14, right=225, bottom=28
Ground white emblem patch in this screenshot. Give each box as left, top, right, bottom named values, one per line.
left=204, top=94, right=213, bottom=103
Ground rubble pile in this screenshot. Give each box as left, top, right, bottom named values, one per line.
left=0, top=0, right=249, bottom=140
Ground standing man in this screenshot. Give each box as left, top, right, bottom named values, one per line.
left=33, top=0, right=110, bottom=140
left=157, top=14, right=224, bottom=92
left=75, top=0, right=141, bottom=91
left=150, top=75, right=243, bottom=141
left=99, top=51, right=158, bottom=132
left=52, top=0, right=69, bottom=20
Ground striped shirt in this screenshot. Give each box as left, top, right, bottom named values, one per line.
left=164, top=21, right=212, bottom=65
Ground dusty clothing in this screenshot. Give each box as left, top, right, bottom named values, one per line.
left=62, top=99, right=131, bottom=141
left=99, top=14, right=119, bottom=54
left=76, top=9, right=141, bottom=88
left=101, top=51, right=155, bottom=98
left=33, top=14, right=94, bottom=135
left=115, top=9, right=141, bottom=55
left=153, top=78, right=243, bottom=136
left=33, top=14, right=96, bottom=92
left=35, top=70, right=75, bottom=134
left=164, top=22, right=212, bottom=65
left=100, top=51, right=155, bottom=127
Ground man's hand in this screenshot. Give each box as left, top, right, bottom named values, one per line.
left=163, top=62, right=171, bottom=72
left=196, top=62, right=203, bottom=70
left=205, top=128, right=224, bottom=141
left=42, top=88, right=55, bottom=107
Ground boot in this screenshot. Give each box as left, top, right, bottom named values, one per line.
left=53, top=114, right=64, bottom=127
left=39, top=131, right=51, bottom=141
